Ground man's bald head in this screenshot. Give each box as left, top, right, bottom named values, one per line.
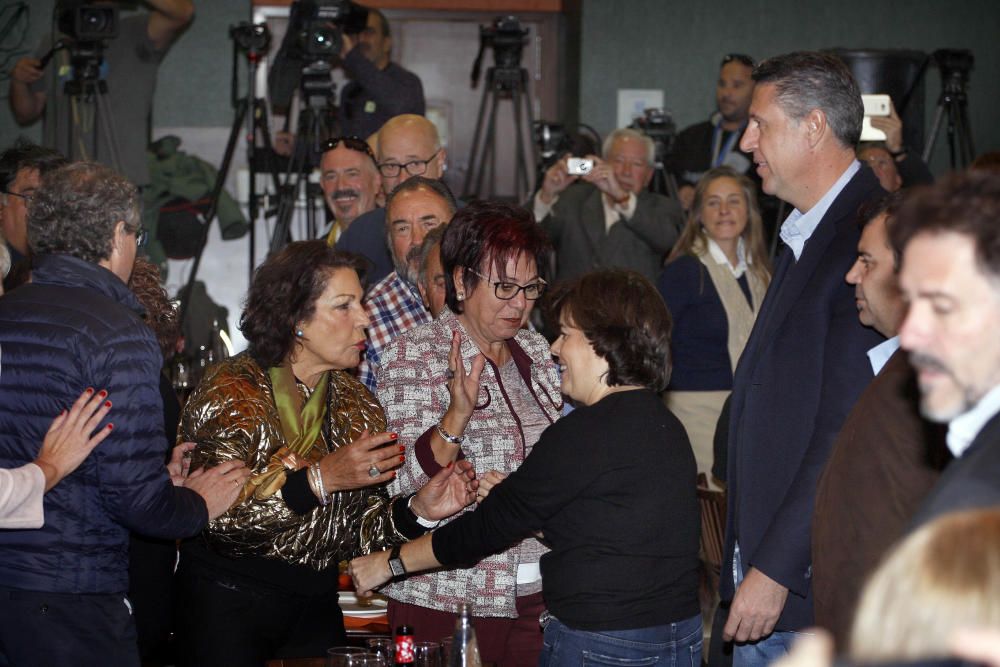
left=376, top=114, right=446, bottom=195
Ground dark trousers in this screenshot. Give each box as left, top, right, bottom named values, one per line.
left=174, top=558, right=347, bottom=666
left=0, top=586, right=139, bottom=667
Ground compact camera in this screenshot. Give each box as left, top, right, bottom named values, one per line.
left=566, top=158, right=594, bottom=176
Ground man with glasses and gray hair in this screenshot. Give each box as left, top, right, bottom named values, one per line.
left=358, top=176, right=457, bottom=393
left=337, top=114, right=448, bottom=287
left=534, top=127, right=683, bottom=284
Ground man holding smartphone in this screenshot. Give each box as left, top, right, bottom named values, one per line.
left=532, top=127, right=684, bottom=284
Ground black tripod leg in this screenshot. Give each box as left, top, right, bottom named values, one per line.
left=957, top=101, right=976, bottom=166
left=520, top=69, right=539, bottom=194
left=178, top=96, right=250, bottom=328
left=463, top=77, right=493, bottom=198
left=476, top=88, right=502, bottom=199
left=511, top=87, right=529, bottom=201
left=922, top=102, right=947, bottom=165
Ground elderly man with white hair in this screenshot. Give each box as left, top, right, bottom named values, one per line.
left=533, top=127, right=684, bottom=284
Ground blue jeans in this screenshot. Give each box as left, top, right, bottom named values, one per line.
left=731, top=544, right=807, bottom=667
left=539, top=613, right=703, bottom=666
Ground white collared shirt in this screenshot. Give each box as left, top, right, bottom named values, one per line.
left=707, top=237, right=750, bottom=279
left=866, top=336, right=900, bottom=375
left=780, top=160, right=861, bottom=261
left=946, top=383, right=1000, bottom=458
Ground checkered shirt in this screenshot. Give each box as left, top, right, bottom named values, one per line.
left=358, top=271, right=431, bottom=393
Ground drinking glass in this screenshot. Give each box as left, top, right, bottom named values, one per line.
left=326, top=646, right=368, bottom=667
left=413, top=641, right=442, bottom=667
left=366, top=637, right=394, bottom=663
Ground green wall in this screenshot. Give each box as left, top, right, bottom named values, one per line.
left=579, top=0, right=1000, bottom=174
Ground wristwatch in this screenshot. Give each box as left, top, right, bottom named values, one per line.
left=388, top=543, right=406, bottom=578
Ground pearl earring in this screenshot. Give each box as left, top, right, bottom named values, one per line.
left=295, top=329, right=304, bottom=338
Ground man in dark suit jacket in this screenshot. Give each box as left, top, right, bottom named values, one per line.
left=532, top=128, right=683, bottom=285
left=720, top=52, right=885, bottom=666
left=812, top=194, right=949, bottom=647
left=890, top=172, right=1000, bottom=529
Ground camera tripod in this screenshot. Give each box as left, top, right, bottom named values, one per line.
left=922, top=62, right=975, bottom=169
left=45, top=41, right=125, bottom=176
left=268, top=65, right=338, bottom=256
left=178, top=23, right=281, bottom=326
left=462, top=65, right=538, bottom=202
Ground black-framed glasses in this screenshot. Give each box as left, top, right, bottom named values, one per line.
left=135, top=227, right=148, bottom=248
left=721, top=53, right=754, bottom=68
left=1, top=189, right=32, bottom=206
left=467, top=268, right=547, bottom=301
left=378, top=149, right=441, bottom=178
left=321, top=136, right=377, bottom=164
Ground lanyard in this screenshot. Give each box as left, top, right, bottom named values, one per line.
left=711, top=123, right=744, bottom=167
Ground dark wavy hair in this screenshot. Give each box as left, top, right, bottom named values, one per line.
left=889, top=171, right=1000, bottom=282
left=440, top=200, right=552, bottom=314
left=128, top=257, right=180, bottom=361
left=29, top=162, right=140, bottom=263
left=0, top=138, right=67, bottom=190
left=240, top=241, right=367, bottom=369
left=549, top=269, right=673, bottom=392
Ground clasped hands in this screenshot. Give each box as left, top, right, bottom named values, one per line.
left=538, top=155, right=629, bottom=205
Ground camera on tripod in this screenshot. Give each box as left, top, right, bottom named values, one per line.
left=297, top=0, right=368, bottom=59
left=57, top=0, right=118, bottom=43
left=50, top=0, right=119, bottom=91
left=480, top=16, right=528, bottom=71
left=268, top=0, right=369, bottom=112
left=629, top=108, right=677, bottom=165
left=933, top=48, right=974, bottom=85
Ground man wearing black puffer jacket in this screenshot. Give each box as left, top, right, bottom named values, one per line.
left=0, top=162, right=249, bottom=666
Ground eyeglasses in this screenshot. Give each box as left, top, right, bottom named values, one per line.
left=1, top=190, right=32, bottom=206
left=467, top=268, right=546, bottom=301
left=378, top=149, right=441, bottom=178
left=321, top=136, right=377, bottom=164
left=721, top=53, right=754, bottom=68
left=135, top=228, right=148, bottom=248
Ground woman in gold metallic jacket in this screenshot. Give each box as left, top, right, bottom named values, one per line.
left=173, top=242, right=475, bottom=666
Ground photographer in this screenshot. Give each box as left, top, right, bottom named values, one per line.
left=533, top=127, right=684, bottom=285
left=9, top=0, right=194, bottom=189
left=339, top=8, right=424, bottom=139
left=271, top=5, right=424, bottom=155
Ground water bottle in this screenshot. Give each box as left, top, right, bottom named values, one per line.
left=447, top=603, right=482, bottom=667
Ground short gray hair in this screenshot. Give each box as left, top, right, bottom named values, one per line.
left=29, top=162, right=141, bottom=264
left=752, top=51, right=863, bottom=148
left=602, top=128, right=655, bottom=166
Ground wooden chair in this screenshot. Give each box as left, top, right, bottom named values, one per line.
left=696, top=473, right=727, bottom=616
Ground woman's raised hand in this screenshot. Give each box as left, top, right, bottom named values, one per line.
left=443, top=329, right=485, bottom=433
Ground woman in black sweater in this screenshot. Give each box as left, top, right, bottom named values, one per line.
left=350, top=269, right=702, bottom=666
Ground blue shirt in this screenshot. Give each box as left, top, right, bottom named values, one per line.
left=780, top=161, right=861, bottom=260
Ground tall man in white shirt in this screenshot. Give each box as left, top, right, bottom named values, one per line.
left=892, top=172, right=1000, bottom=528
left=719, top=52, right=884, bottom=666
